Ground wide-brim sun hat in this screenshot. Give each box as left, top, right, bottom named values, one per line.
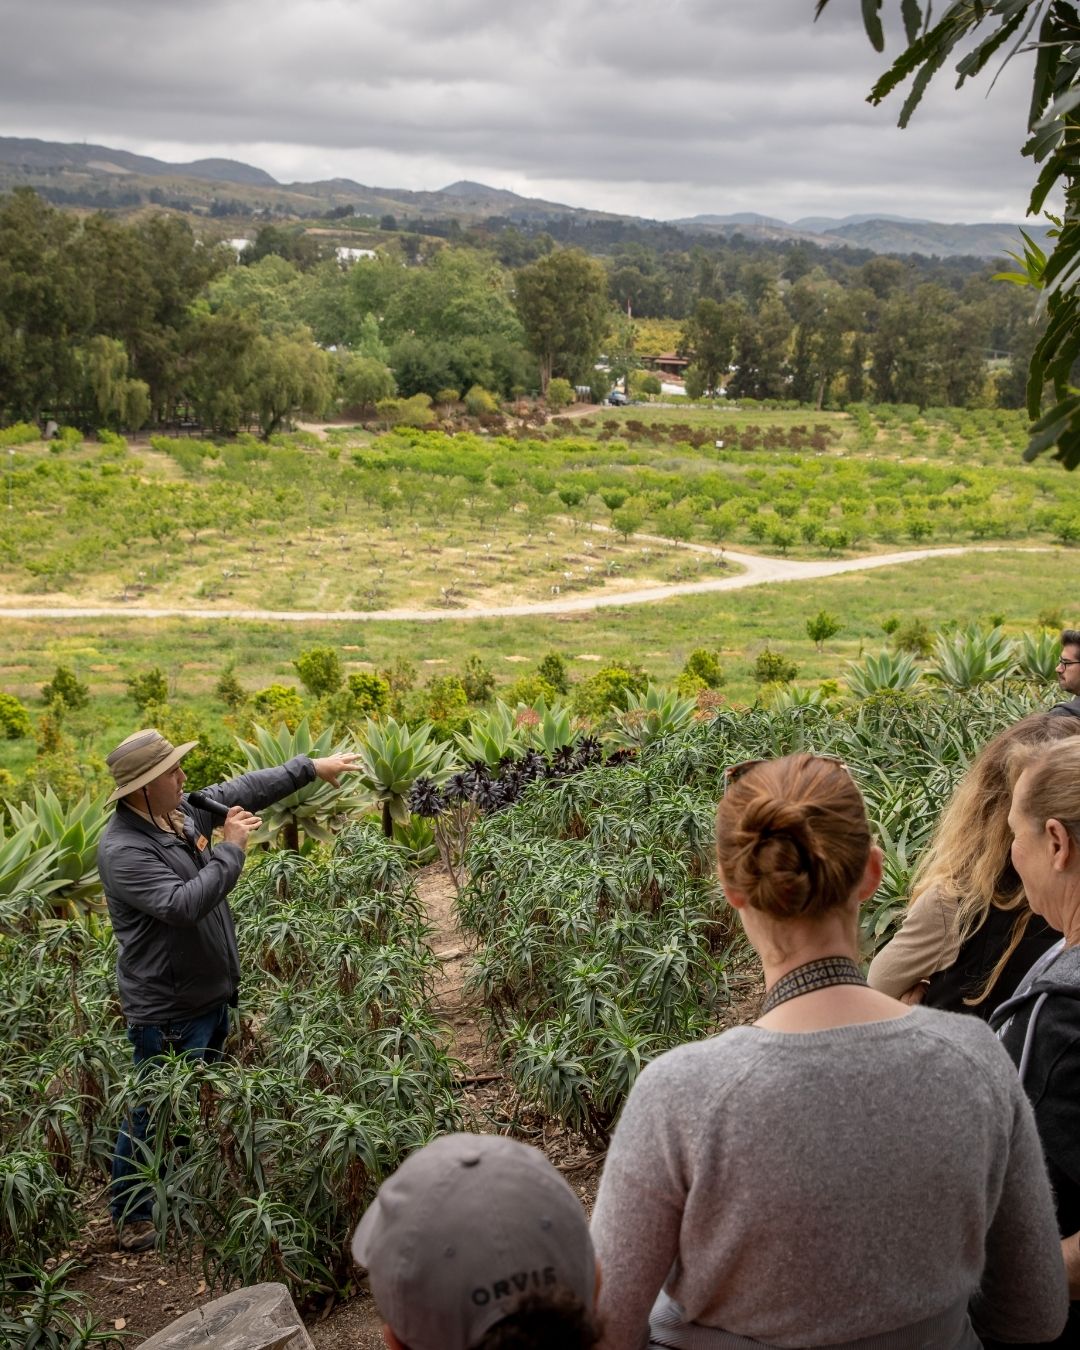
left=105, top=728, right=198, bottom=805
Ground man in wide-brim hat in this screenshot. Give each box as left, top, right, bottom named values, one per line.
left=99, top=726, right=359, bottom=1252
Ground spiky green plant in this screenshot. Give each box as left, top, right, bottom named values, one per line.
left=846, top=649, right=923, bottom=700
left=232, top=719, right=368, bottom=851
left=453, top=700, right=524, bottom=769
left=928, top=625, right=1017, bottom=690
left=6, top=788, right=109, bottom=917
left=605, top=685, right=697, bottom=751
left=0, top=1152, right=79, bottom=1268
left=0, top=821, right=59, bottom=913
left=356, top=717, right=457, bottom=837
left=1016, top=629, right=1061, bottom=683
left=0, top=1259, right=126, bottom=1349
left=521, top=699, right=576, bottom=756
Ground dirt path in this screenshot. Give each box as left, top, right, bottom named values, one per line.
left=420, top=864, right=494, bottom=1079
left=0, top=543, right=1045, bottom=624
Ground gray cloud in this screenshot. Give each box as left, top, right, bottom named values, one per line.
left=0, top=0, right=1043, bottom=222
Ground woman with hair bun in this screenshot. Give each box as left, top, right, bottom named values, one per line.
left=591, top=754, right=1066, bottom=1350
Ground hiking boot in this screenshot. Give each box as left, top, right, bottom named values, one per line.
left=116, top=1219, right=156, bottom=1253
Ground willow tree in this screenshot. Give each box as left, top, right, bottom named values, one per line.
left=815, top=0, right=1080, bottom=467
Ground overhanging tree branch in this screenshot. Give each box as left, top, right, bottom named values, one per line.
left=815, top=0, right=1080, bottom=467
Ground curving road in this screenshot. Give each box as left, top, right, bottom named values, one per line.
left=0, top=541, right=1046, bottom=624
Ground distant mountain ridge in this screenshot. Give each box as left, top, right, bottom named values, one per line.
left=0, top=135, right=1048, bottom=259
left=0, top=136, right=277, bottom=187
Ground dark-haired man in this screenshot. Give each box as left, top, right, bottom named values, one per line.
left=1049, top=629, right=1080, bottom=719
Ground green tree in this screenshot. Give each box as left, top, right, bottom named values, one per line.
left=461, top=655, right=496, bottom=704
left=294, top=646, right=344, bottom=697
left=0, top=190, right=85, bottom=421
left=183, top=306, right=260, bottom=434
left=612, top=506, right=644, bottom=540
left=346, top=671, right=391, bottom=717
left=680, top=298, right=739, bottom=394
left=569, top=663, right=650, bottom=720
left=76, top=335, right=150, bottom=430
left=247, top=684, right=307, bottom=732
left=339, top=354, right=396, bottom=410
left=684, top=365, right=708, bottom=401
left=247, top=330, right=335, bottom=439
left=754, top=649, right=799, bottom=684
left=682, top=648, right=724, bottom=688
left=805, top=609, right=841, bottom=652
left=815, top=0, right=1080, bottom=467
left=630, top=370, right=662, bottom=398
left=0, top=692, right=31, bottom=739
left=215, top=663, right=247, bottom=709
left=605, top=311, right=641, bottom=392
left=464, top=385, right=499, bottom=416
left=785, top=275, right=850, bottom=408
left=513, top=249, right=610, bottom=392
left=127, top=666, right=169, bottom=712
left=537, top=651, right=569, bottom=695
left=727, top=298, right=792, bottom=400
left=545, top=377, right=575, bottom=412
left=40, top=665, right=88, bottom=710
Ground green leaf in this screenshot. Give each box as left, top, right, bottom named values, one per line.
left=861, top=0, right=885, bottom=51
left=901, top=0, right=923, bottom=42
left=1034, top=87, right=1080, bottom=129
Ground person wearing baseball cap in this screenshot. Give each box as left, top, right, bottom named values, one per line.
left=100, top=726, right=360, bottom=1253
left=352, top=1132, right=600, bottom=1350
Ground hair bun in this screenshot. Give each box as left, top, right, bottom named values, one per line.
left=716, top=755, right=871, bottom=921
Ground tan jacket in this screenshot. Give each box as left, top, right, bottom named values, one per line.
left=867, top=883, right=960, bottom=998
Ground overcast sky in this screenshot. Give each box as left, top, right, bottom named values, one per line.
left=0, top=0, right=1043, bottom=224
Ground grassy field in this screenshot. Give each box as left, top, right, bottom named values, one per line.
left=0, top=547, right=1070, bottom=780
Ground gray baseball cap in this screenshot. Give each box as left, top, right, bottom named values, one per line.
left=351, top=1133, right=595, bottom=1350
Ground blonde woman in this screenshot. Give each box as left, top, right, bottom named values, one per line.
left=868, top=713, right=1080, bottom=1013
left=591, top=755, right=1066, bottom=1350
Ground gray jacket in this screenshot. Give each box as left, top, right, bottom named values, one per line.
left=98, top=755, right=316, bottom=1023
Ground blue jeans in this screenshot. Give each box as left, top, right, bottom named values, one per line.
left=110, top=1003, right=230, bottom=1224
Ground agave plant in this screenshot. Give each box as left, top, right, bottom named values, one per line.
left=1016, top=629, right=1061, bottom=683
left=845, top=649, right=923, bottom=701
left=520, top=699, right=576, bottom=757
left=6, top=789, right=109, bottom=917
left=928, top=625, right=1017, bottom=691
left=453, top=700, right=524, bottom=769
left=232, top=719, right=368, bottom=851
left=606, top=685, right=697, bottom=752
left=0, top=821, right=60, bottom=912
left=357, top=717, right=457, bottom=837
left=767, top=685, right=829, bottom=711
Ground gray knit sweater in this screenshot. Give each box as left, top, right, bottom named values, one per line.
left=591, top=1009, right=1067, bottom=1349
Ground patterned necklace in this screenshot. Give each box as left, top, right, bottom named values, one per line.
left=760, top=955, right=867, bottom=1015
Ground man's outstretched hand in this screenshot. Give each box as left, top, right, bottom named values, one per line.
left=312, top=752, right=363, bottom=788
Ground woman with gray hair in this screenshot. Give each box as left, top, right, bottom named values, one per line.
left=989, top=737, right=1080, bottom=1347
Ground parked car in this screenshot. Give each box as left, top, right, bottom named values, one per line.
left=607, top=389, right=629, bottom=406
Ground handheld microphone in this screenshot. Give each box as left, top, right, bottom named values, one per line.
left=186, top=790, right=232, bottom=822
